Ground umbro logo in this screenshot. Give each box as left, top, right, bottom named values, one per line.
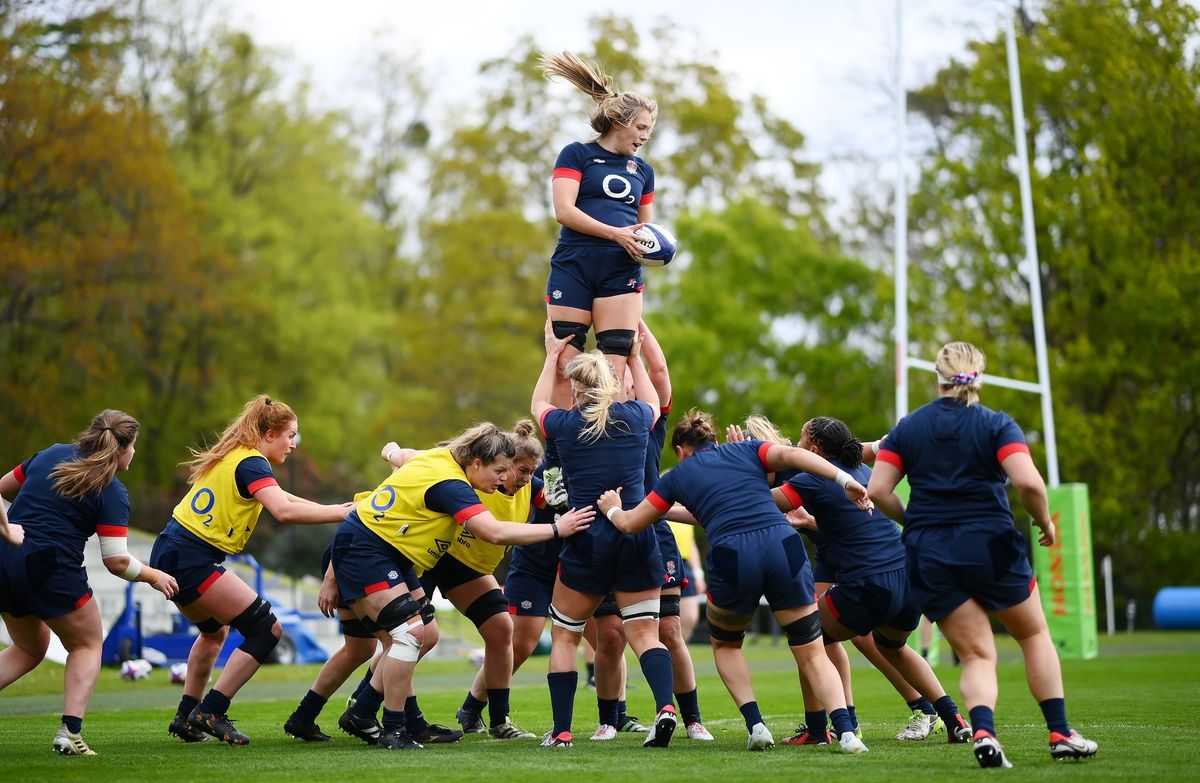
left=460, top=528, right=476, bottom=540
left=434, top=538, right=452, bottom=553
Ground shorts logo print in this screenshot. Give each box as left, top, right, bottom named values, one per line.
left=521, top=600, right=532, bottom=610
left=552, top=290, right=563, bottom=300
left=388, top=570, right=399, bottom=580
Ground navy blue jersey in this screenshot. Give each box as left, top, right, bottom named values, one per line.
left=540, top=400, right=653, bottom=511
left=553, top=141, right=655, bottom=246
left=648, top=440, right=789, bottom=546
left=643, top=401, right=671, bottom=493
left=8, top=444, right=130, bottom=565
left=783, top=461, right=904, bottom=582
left=233, top=456, right=274, bottom=498
left=879, top=397, right=1029, bottom=530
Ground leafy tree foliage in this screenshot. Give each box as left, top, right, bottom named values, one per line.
left=901, top=0, right=1200, bottom=609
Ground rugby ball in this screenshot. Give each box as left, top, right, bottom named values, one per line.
left=169, top=662, right=188, bottom=684
left=120, top=658, right=152, bottom=681
left=632, top=223, right=677, bottom=267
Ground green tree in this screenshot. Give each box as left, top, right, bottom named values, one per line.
left=0, top=6, right=236, bottom=500
left=901, top=0, right=1200, bottom=613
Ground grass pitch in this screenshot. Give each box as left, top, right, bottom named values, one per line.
left=1, top=631, right=1197, bottom=782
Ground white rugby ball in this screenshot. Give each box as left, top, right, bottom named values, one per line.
left=119, top=658, right=152, bottom=681
left=632, top=223, right=677, bottom=267
left=169, top=661, right=188, bottom=684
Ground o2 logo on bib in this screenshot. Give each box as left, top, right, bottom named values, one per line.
left=602, top=174, right=636, bottom=205
left=191, top=488, right=216, bottom=527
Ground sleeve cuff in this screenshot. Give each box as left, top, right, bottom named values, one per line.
left=453, top=503, right=487, bottom=524
left=247, top=477, right=278, bottom=495
left=646, top=491, right=671, bottom=513
left=13, top=464, right=26, bottom=485
left=876, top=449, right=904, bottom=471
left=757, top=442, right=773, bottom=468
left=779, top=483, right=803, bottom=510
left=552, top=167, right=582, bottom=181
left=640, top=192, right=654, bottom=205
left=96, top=524, right=128, bottom=537
left=997, top=442, right=1030, bottom=462
left=538, top=406, right=557, bottom=437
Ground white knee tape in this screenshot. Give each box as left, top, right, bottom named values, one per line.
left=386, top=619, right=422, bottom=662
left=549, top=604, right=587, bottom=633
left=619, top=598, right=661, bottom=624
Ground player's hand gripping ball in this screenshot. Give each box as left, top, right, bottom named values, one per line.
left=632, top=223, right=677, bottom=266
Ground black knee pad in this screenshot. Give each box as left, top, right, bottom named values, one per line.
left=552, top=320, right=589, bottom=353
left=464, top=589, right=509, bottom=629
left=230, top=597, right=279, bottom=663
left=872, top=630, right=908, bottom=650
left=195, top=617, right=224, bottom=634
left=595, top=328, right=635, bottom=357
left=376, top=593, right=422, bottom=631
left=340, top=617, right=375, bottom=639
left=660, top=594, right=681, bottom=618
left=419, top=597, right=436, bottom=625
left=782, top=613, right=823, bottom=647
left=708, top=624, right=746, bottom=644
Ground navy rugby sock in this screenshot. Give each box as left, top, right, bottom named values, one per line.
left=739, top=701, right=763, bottom=732
left=907, top=697, right=937, bottom=716
left=352, top=667, right=374, bottom=698
left=404, top=696, right=428, bottom=734
left=969, top=705, right=996, bottom=737
left=62, top=715, right=83, bottom=734
left=547, top=671, right=578, bottom=736
left=200, top=688, right=231, bottom=717
left=805, top=709, right=828, bottom=738
left=637, top=647, right=675, bottom=711
left=676, top=688, right=701, bottom=724
left=382, top=707, right=406, bottom=733
left=829, top=707, right=854, bottom=737
left=932, top=694, right=961, bottom=728
left=461, top=692, right=487, bottom=713
left=177, top=694, right=200, bottom=717
left=846, top=704, right=858, bottom=731
left=351, top=683, right=384, bottom=720
left=1039, top=697, right=1070, bottom=735
left=598, top=698, right=619, bottom=727
left=295, top=690, right=327, bottom=723
left=486, top=688, right=511, bottom=727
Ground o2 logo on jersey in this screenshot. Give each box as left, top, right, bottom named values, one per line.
left=191, top=488, right=216, bottom=527
left=602, top=174, right=636, bottom=205
left=370, top=486, right=396, bottom=524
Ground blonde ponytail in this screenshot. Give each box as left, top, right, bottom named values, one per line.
left=539, top=51, right=658, bottom=136
left=183, top=395, right=296, bottom=482
left=564, top=351, right=622, bottom=442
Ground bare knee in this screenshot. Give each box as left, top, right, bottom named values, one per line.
left=480, top=614, right=514, bottom=648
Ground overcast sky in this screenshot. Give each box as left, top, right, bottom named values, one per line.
left=223, top=0, right=1015, bottom=211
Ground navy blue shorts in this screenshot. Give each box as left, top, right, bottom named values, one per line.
left=149, top=520, right=228, bottom=606
left=679, top=559, right=697, bottom=597
left=330, top=513, right=422, bottom=603
left=420, top=553, right=488, bottom=596
left=904, top=521, right=1036, bottom=622
left=654, top=520, right=685, bottom=589
left=824, top=567, right=921, bottom=636
left=0, top=543, right=92, bottom=619
left=559, top=519, right=661, bottom=596
left=546, top=244, right=644, bottom=311
left=593, top=593, right=620, bottom=618
left=504, top=539, right=559, bottom=616
left=811, top=556, right=837, bottom=585
left=706, top=525, right=815, bottom=615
